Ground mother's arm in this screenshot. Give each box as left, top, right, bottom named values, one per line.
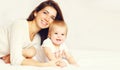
left=9, top=22, right=56, bottom=66
left=21, top=47, right=56, bottom=66
left=22, top=47, right=36, bottom=58
left=3, top=47, right=55, bottom=66
left=2, top=46, right=35, bottom=64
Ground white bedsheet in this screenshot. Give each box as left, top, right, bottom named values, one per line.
left=0, top=49, right=120, bottom=70
left=77, top=49, right=120, bottom=70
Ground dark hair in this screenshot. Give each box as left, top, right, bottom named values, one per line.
left=27, top=0, right=64, bottom=45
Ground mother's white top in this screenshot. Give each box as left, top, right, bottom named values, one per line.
left=0, top=19, right=41, bottom=65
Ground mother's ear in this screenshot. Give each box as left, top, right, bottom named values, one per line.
left=34, top=12, right=37, bottom=17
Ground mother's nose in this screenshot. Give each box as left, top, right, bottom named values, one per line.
left=45, top=16, right=51, bottom=22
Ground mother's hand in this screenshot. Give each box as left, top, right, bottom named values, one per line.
left=22, top=46, right=36, bottom=58
left=2, top=54, right=10, bottom=64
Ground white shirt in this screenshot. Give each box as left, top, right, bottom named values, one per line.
left=41, top=38, right=68, bottom=62
left=0, top=19, right=41, bottom=65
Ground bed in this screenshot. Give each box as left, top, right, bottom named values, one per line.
left=0, top=49, right=120, bottom=70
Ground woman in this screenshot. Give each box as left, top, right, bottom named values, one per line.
left=0, top=0, right=64, bottom=67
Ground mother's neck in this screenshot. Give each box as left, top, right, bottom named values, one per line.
left=28, top=20, right=41, bottom=36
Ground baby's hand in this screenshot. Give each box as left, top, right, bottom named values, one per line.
left=73, top=64, right=80, bottom=67
left=48, top=60, right=57, bottom=66
left=56, top=60, right=67, bottom=67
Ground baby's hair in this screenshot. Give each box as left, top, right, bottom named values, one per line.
left=49, top=20, right=68, bottom=35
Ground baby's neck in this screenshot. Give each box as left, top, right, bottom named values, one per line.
left=54, top=44, right=60, bottom=48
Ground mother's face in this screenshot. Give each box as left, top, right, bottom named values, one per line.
left=34, top=6, right=57, bottom=29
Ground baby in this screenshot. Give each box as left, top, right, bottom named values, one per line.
left=41, top=20, right=78, bottom=67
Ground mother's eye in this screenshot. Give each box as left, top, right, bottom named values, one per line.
left=51, top=16, right=55, bottom=20
left=43, top=11, right=47, bottom=14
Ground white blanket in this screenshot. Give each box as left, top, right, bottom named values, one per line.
left=0, top=49, right=120, bottom=70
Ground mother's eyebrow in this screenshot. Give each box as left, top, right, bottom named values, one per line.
left=44, top=10, right=49, bottom=14
left=45, top=10, right=56, bottom=18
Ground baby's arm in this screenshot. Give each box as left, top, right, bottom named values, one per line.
left=63, top=50, right=78, bottom=66
left=43, top=47, right=57, bottom=61
left=43, top=47, right=67, bottom=67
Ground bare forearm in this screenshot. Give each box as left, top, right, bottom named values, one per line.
left=67, top=57, right=77, bottom=65
left=21, top=59, right=53, bottom=67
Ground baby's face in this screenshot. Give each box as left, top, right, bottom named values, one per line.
left=50, top=26, right=67, bottom=46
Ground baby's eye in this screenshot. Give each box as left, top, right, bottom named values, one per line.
left=54, top=33, right=58, bottom=34
left=61, top=34, right=64, bottom=36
